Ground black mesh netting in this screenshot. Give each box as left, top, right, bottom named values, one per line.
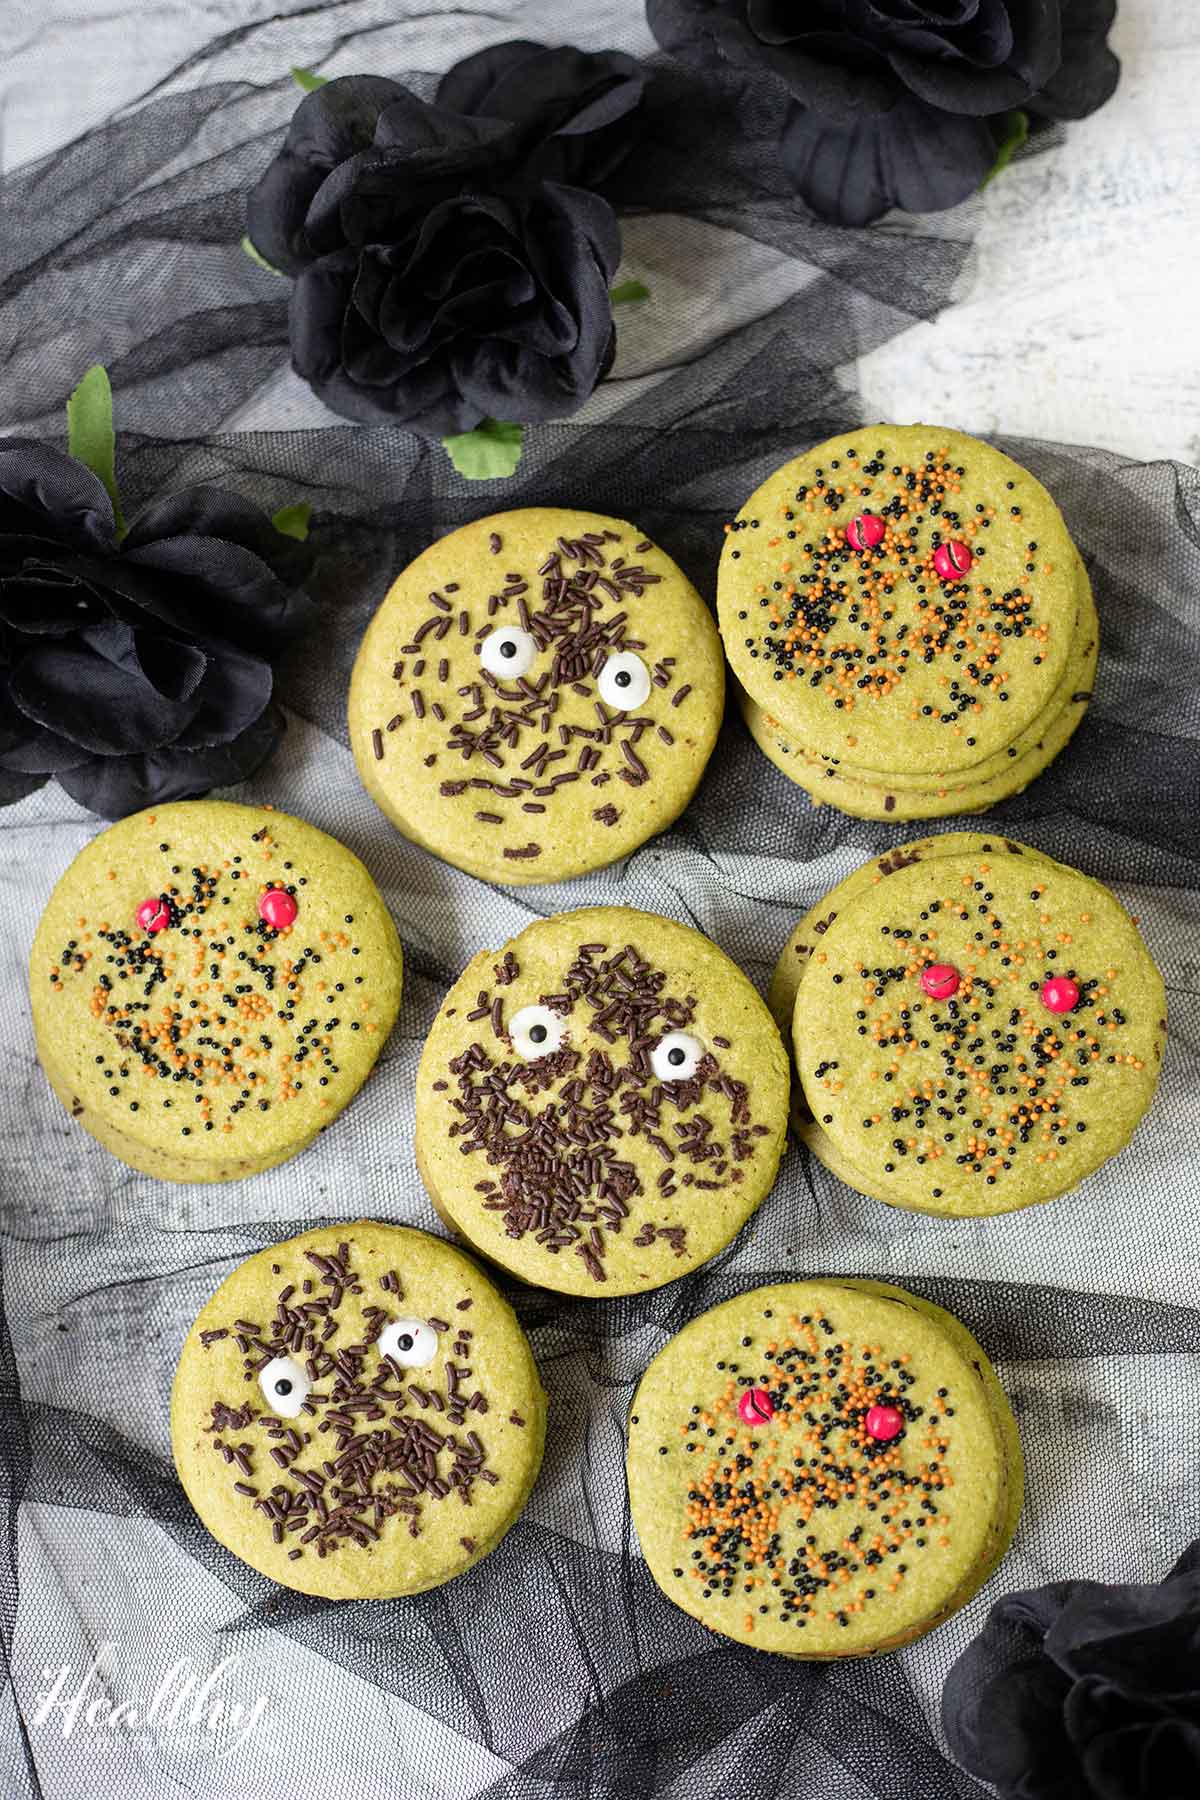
left=1, top=5, right=1198, bottom=1799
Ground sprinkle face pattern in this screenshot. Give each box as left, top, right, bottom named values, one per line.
left=46, top=820, right=384, bottom=1143
left=437, top=938, right=773, bottom=1284
left=199, top=1240, right=498, bottom=1565
left=800, top=858, right=1158, bottom=1203
left=721, top=434, right=1076, bottom=777
left=364, top=519, right=707, bottom=870
left=668, top=1311, right=958, bottom=1636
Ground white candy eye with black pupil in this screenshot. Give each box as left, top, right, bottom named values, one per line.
left=258, top=1355, right=310, bottom=1418
left=480, top=626, right=537, bottom=679
left=598, top=651, right=651, bottom=710
left=510, top=1004, right=566, bottom=1061
left=378, top=1318, right=439, bottom=1369
left=651, top=1031, right=704, bottom=1082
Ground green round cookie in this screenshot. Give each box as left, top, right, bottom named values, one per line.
left=767, top=831, right=1065, bottom=1036
left=792, top=847, right=1166, bottom=1215
left=172, top=1223, right=547, bottom=1598
left=30, top=802, right=403, bottom=1183
left=628, top=1278, right=1022, bottom=1658
left=349, top=508, right=724, bottom=884
left=744, top=573, right=1097, bottom=820
left=801, top=560, right=1095, bottom=793
left=719, top=426, right=1079, bottom=778
left=415, top=907, right=790, bottom=1296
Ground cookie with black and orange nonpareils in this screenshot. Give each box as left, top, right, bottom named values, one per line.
left=787, top=843, right=1166, bottom=1215
left=29, top=802, right=403, bottom=1182
left=349, top=509, right=725, bottom=884
left=415, top=907, right=790, bottom=1296
left=718, top=426, right=1093, bottom=819
left=171, top=1223, right=546, bottom=1598
left=628, top=1279, right=1022, bottom=1658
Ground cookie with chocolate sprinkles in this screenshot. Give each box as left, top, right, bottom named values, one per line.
left=789, top=844, right=1166, bottom=1216
left=31, top=801, right=403, bottom=1181
left=718, top=426, right=1091, bottom=817
left=172, top=1223, right=546, bottom=1598
left=628, top=1278, right=1022, bottom=1658
left=348, top=508, right=724, bottom=884
left=415, top=907, right=790, bottom=1296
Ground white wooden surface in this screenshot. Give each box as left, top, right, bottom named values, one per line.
left=0, top=0, right=1194, bottom=464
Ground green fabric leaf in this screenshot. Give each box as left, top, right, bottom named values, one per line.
left=441, top=419, right=524, bottom=481
left=982, top=111, right=1029, bottom=188
left=610, top=278, right=650, bottom=305
left=66, top=365, right=126, bottom=538
left=270, top=502, right=313, bottom=542
left=291, top=66, right=328, bottom=92
left=241, top=235, right=284, bottom=277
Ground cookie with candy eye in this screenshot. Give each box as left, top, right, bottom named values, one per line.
left=29, top=801, right=403, bottom=1182
left=415, top=906, right=790, bottom=1296
left=789, top=844, right=1166, bottom=1216
left=348, top=509, right=724, bottom=884
left=171, top=1223, right=546, bottom=1599
left=719, top=426, right=1092, bottom=819
left=627, top=1278, right=1023, bottom=1658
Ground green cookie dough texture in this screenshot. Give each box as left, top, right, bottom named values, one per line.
left=349, top=508, right=725, bottom=884
left=628, top=1278, right=1022, bottom=1658
left=30, top=802, right=403, bottom=1183
left=768, top=831, right=1066, bottom=1036
left=790, top=845, right=1166, bottom=1216
left=743, top=567, right=1097, bottom=821
left=719, top=425, right=1079, bottom=779
left=172, top=1223, right=546, bottom=1598
left=415, top=907, right=790, bottom=1297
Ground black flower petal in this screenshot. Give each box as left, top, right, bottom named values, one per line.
left=647, top=0, right=1117, bottom=223
left=1029, top=0, right=1119, bottom=119
left=943, top=1545, right=1200, bottom=1800
left=57, top=703, right=286, bottom=818
left=9, top=634, right=207, bottom=755
left=436, top=40, right=647, bottom=186
left=250, top=41, right=642, bottom=431
left=782, top=95, right=998, bottom=224
left=246, top=76, right=411, bottom=273
left=0, top=439, right=311, bottom=817
left=290, top=181, right=620, bottom=434
left=0, top=438, right=116, bottom=550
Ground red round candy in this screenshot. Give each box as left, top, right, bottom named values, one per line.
left=933, top=540, right=973, bottom=581
left=1040, top=975, right=1080, bottom=1014
left=845, top=512, right=886, bottom=553
left=920, top=962, right=961, bottom=1001
left=737, top=1388, right=774, bottom=1427
left=864, top=1404, right=904, bottom=1442
left=258, top=888, right=298, bottom=930
left=136, top=896, right=170, bottom=935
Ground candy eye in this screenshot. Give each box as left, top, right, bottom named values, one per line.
left=651, top=1031, right=704, bottom=1081
left=480, top=626, right=537, bottom=679
left=258, top=1356, right=310, bottom=1418
left=510, top=1004, right=566, bottom=1061
left=378, top=1318, right=439, bottom=1369
left=598, top=651, right=651, bottom=709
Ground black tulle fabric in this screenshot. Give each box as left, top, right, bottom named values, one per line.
left=1, top=9, right=1199, bottom=1800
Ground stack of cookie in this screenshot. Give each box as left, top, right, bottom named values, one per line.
left=772, top=834, right=1166, bottom=1216
left=719, top=427, right=1095, bottom=820
left=628, top=1277, right=1023, bottom=1657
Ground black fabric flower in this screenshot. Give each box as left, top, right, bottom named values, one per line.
left=942, top=1542, right=1200, bottom=1799
left=0, top=440, right=313, bottom=818
left=245, top=45, right=645, bottom=433
left=646, top=0, right=1119, bottom=225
